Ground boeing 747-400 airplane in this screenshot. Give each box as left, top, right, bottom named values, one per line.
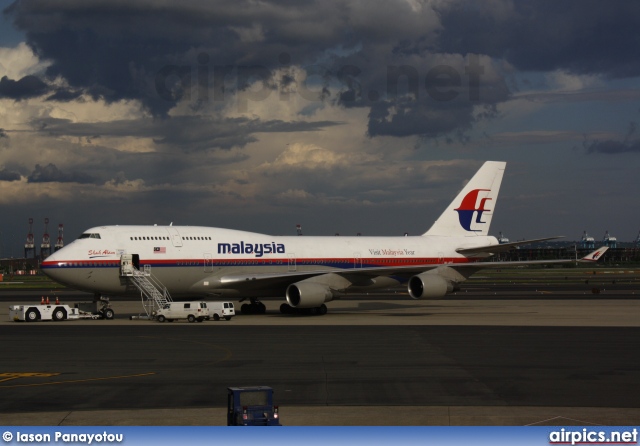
left=41, top=161, right=607, bottom=315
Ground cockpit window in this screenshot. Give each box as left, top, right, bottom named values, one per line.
left=78, top=233, right=101, bottom=239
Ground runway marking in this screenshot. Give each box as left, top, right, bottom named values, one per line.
left=0, top=372, right=156, bottom=388
left=0, top=372, right=60, bottom=383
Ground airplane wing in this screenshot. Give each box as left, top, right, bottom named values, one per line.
left=442, top=246, right=609, bottom=269
left=218, top=264, right=439, bottom=288
left=455, top=236, right=564, bottom=255
left=216, top=246, right=608, bottom=290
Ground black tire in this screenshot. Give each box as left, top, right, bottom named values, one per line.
left=103, top=308, right=115, bottom=320
left=258, top=302, right=267, bottom=314
left=318, top=304, right=328, bottom=315
left=52, top=307, right=67, bottom=321
left=224, top=316, right=232, bottom=321
left=280, top=303, right=291, bottom=314
left=187, top=314, right=196, bottom=323
left=213, top=314, right=220, bottom=321
left=241, top=303, right=250, bottom=314
left=25, top=308, right=39, bottom=322
left=157, top=315, right=166, bottom=323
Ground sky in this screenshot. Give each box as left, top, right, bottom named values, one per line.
left=0, top=0, right=639, bottom=258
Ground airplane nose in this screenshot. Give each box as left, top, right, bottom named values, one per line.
left=41, top=258, right=59, bottom=280
left=40, top=250, right=66, bottom=283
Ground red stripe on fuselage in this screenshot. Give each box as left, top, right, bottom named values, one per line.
left=41, top=257, right=475, bottom=268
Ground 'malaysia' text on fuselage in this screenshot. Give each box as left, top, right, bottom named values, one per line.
left=217, top=242, right=286, bottom=257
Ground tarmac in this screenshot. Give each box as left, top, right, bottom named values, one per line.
left=1, top=280, right=639, bottom=426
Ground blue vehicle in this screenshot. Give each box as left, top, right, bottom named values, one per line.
left=227, top=386, right=281, bottom=426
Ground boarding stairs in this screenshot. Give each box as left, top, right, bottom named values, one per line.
left=123, top=263, right=173, bottom=318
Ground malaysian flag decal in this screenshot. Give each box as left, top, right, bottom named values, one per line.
left=154, top=247, right=166, bottom=253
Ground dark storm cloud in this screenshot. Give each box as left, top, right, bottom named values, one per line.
left=584, top=122, right=640, bottom=154
left=28, top=163, right=96, bottom=184
left=585, top=139, right=640, bottom=154
left=436, top=0, right=640, bottom=78
left=151, top=117, right=342, bottom=151
left=0, top=167, right=20, bottom=181
left=32, top=115, right=342, bottom=152
left=5, top=0, right=353, bottom=115
left=0, top=74, right=49, bottom=99
left=3, top=0, right=501, bottom=139
left=6, top=0, right=640, bottom=140
left=367, top=99, right=473, bottom=138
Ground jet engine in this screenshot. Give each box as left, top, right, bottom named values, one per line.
left=286, top=282, right=333, bottom=308
left=407, top=273, right=455, bottom=299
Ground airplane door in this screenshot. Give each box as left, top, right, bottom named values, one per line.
left=288, top=254, right=296, bottom=272
left=354, top=252, right=362, bottom=268
left=132, top=254, right=140, bottom=270
left=166, top=227, right=183, bottom=247
left=204, top=253, right=213, bottom=272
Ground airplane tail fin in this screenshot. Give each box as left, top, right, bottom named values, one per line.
left=579, top=246, right=609, bottom=262
left=424, top=161, right=506, bottom=237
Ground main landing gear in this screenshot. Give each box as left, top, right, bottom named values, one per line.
left=279, top=303, right=328, bottom=316
left=240, top=298, right=267, bottom=315
left=239, top=299, right=329, bottom=316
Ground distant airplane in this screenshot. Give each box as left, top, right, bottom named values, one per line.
left=41, top=161, right=607, bottom=315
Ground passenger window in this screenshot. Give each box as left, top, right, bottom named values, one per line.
left=184, top=303, right=190, bottom=309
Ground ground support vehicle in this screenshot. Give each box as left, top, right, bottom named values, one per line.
left=10, top=304, right=99, bottom=322
left=75, top=297, right=115, bottom=320
left=208, top=302, right=235, bottom=321
left=10, top=296, right=115, bottom=322
left=153, top=301, right=209, bottom=323
left=227, top=386, right=281, bottom=426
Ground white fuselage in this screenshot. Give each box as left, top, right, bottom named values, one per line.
left=42, top=225, right=496, bottom=298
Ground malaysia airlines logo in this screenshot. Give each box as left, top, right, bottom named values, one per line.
left=591, top=251, right=602, bottom=260
left=455, top=189, right=492, bottom=232
left=218, top=241, right=285, bottom=257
